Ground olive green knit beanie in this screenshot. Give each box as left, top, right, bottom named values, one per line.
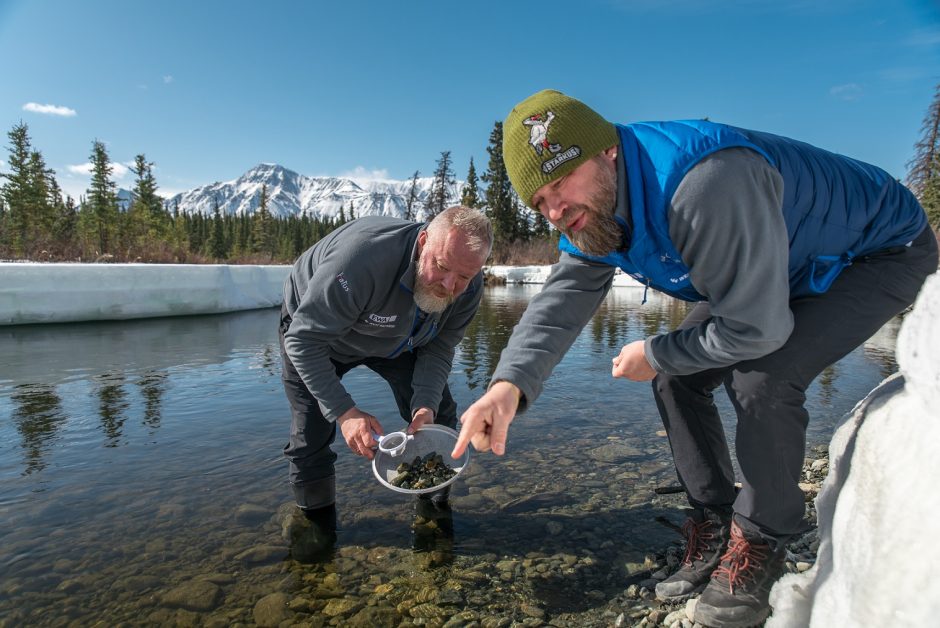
left=503, top=89, right=618, bottom=208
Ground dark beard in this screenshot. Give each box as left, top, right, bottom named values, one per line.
left=563, top=163, right=620, bottom=256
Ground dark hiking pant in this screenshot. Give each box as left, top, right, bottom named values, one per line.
left=652, top=227, right=938, bottom=542
left=278, top=306, right=458, bottom=506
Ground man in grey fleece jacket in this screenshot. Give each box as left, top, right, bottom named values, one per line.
left=452, top=90, right=936, bottom=627
left=280, top=206, right=492, bottom=519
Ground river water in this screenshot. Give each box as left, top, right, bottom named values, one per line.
left=0, top=285, right=901, bottom=627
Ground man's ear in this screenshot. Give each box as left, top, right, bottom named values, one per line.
left=603, top=145, right=618, bottom=161
left=417, top=229, right=428, bottom=253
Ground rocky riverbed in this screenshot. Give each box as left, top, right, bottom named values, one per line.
left=0, top=440, right=830, bottom=628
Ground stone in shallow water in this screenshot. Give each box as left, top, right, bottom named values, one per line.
left=322, top=597, right=361, bottom=617
left=588, top=442, right=642, bottom=464
left=252, top=592, right=292, bottom=627
left=160, top=579, right=223, bottom=612
left=233, top=503, right=270, bottom=526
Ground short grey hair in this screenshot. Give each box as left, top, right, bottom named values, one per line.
left=426, top=205, right=494, bottom=258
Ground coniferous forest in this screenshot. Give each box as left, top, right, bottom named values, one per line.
left=0, top=120, right=559, bottom=266
left=3, top=84, right=939, bottom=265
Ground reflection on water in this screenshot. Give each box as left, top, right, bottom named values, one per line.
left=0, top=288, right=903, bottom=625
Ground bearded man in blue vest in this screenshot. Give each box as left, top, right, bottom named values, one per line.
left=452, top=89, right=937, bottom=627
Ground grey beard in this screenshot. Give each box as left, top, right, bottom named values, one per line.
left=414, top=283, right=452, bottom=313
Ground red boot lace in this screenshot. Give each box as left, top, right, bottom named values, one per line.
left=712, top=522, right=770, bottom=594
left=680, top=516, right=717, bottom=566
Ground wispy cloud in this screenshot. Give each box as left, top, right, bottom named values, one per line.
left=907, top=28, right=940, bottom=48
left=163, top=75, right=174, bottom=84
left=878, top=66, right=930, bottom=83
left=340, top=166, right=391, bottom=181
left=22, top=102, right=77, bottom=117
left=67, top=162, right=130, bottom=178
left=829, top=83, right=863, bottom=101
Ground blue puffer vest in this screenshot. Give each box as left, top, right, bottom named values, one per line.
left=559, top=120, right=927, bottom=300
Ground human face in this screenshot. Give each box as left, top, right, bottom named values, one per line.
left=530, top=147, right=621, bottom=256
left=414, top=228, right=485, bottom=312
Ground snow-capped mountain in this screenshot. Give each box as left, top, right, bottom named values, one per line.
left=163, top=163, right=463, bottom=221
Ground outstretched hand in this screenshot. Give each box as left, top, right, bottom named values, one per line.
left=611, top=340, right=657, bottom=381
left=452, top=381, right=520, bottom=458
left=337, top=406, right=384, bottom=460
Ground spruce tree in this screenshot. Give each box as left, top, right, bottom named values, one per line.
left=27, top=150, right=55, bottom=251
left=1, top=122, right=38, bottom=256
left=425, top=150, right=455, bottom=219
left=482, top=121, right=515, bottom=246
left=532, top=210, right=552, bottom=238
left=920, top=154, right=940, bottom=230
left=251, top=183, right=274, bottom=256
left=84, top=140, right=119, bottom=255
left=129, top=154, right=165, bottom=242
left=404, top=170, right=420, bottom=221
left=907, top=83, right=940, bottom=198
left=460, top=157, right=480, bottom=209
left=207, top=196, right=229, bottom=259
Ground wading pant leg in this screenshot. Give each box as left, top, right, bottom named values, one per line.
left=653, top=303, right=738, bottom=513
left=729, top=228, right=937, bottom=540
left=279, top=307, right=357, bottom=508
left=363, top=351, right=459, bottom=429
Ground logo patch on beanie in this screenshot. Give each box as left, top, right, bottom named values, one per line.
left=523, top=110, right=581, bottom=173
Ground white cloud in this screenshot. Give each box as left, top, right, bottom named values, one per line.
left=163, top=75, right=174, bottom=84
left=22, top=102, right=77, bottom=117
left=339, top=166, right=391, bottom=182
left=67, top=162, right=130, bottom=178
left=829, top=83, right=863, bottom=101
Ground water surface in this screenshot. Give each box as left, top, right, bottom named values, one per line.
left=0, top=286, right=901, bottom=626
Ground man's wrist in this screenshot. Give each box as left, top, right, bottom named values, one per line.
left=491, top=379, right=522, bottom=401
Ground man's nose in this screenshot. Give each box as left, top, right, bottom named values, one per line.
left=441, top=273, right=456, bottom=292
left=547, top=201, right=567, bottom=224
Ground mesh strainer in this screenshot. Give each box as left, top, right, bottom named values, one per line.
left=372, top=424, right=470, bottom=495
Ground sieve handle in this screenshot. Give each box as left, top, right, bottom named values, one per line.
left=372, top=430, right=414, bottom=457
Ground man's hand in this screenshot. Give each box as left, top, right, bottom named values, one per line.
left=452, top=381, right=520, bottom=458
left=611, top=340, right=657, bottom=381
left=407, top=407, right=435, bottom=434
left=337, top=407, right=384, bottom=460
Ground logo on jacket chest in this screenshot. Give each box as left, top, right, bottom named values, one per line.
left=366, top=313, right=399, bottom=328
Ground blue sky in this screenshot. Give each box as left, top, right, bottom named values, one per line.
left=1, top=0, right=938, bottom=201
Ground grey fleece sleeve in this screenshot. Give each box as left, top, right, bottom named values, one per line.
left=491, top=254, right=615, bottom=411
left=284, top=254, right=374, bottom=422
left=645, top=147, right=792, bottom=375
left=412, top=279, right=484, bottom=417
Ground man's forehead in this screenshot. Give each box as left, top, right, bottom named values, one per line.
left=428, top=229, right=485, bottom=271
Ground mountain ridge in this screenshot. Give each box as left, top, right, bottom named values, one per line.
left=161, top=163, right=463, bottom=221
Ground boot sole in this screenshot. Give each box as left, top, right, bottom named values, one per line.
left=693, top=602, right=771, bottom=628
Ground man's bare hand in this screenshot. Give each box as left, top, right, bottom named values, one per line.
left=452, top=381, right=520, bottom=458
left=337, top=407, right=384, bottom=460
left=407, top=407, right=435, bottom=434
left=611, top=340, right=657, bottom=381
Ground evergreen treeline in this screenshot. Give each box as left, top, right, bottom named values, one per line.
left=0, top=119, right=561, bottom=264
left=907, top=82, right=940, bottom=231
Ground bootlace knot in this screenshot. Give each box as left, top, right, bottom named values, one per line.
left=680, top=516, right=717, bottom=566
left=712, top=522, right=770, bottom=593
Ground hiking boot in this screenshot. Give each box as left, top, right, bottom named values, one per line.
left=693, top=520, right=786, bottom=628
left=655, top=508, right=731, bottom=601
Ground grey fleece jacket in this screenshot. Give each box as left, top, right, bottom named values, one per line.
left=282, top=216, right=484, bottom=422
left=492, top=147, right=791, bottom=411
